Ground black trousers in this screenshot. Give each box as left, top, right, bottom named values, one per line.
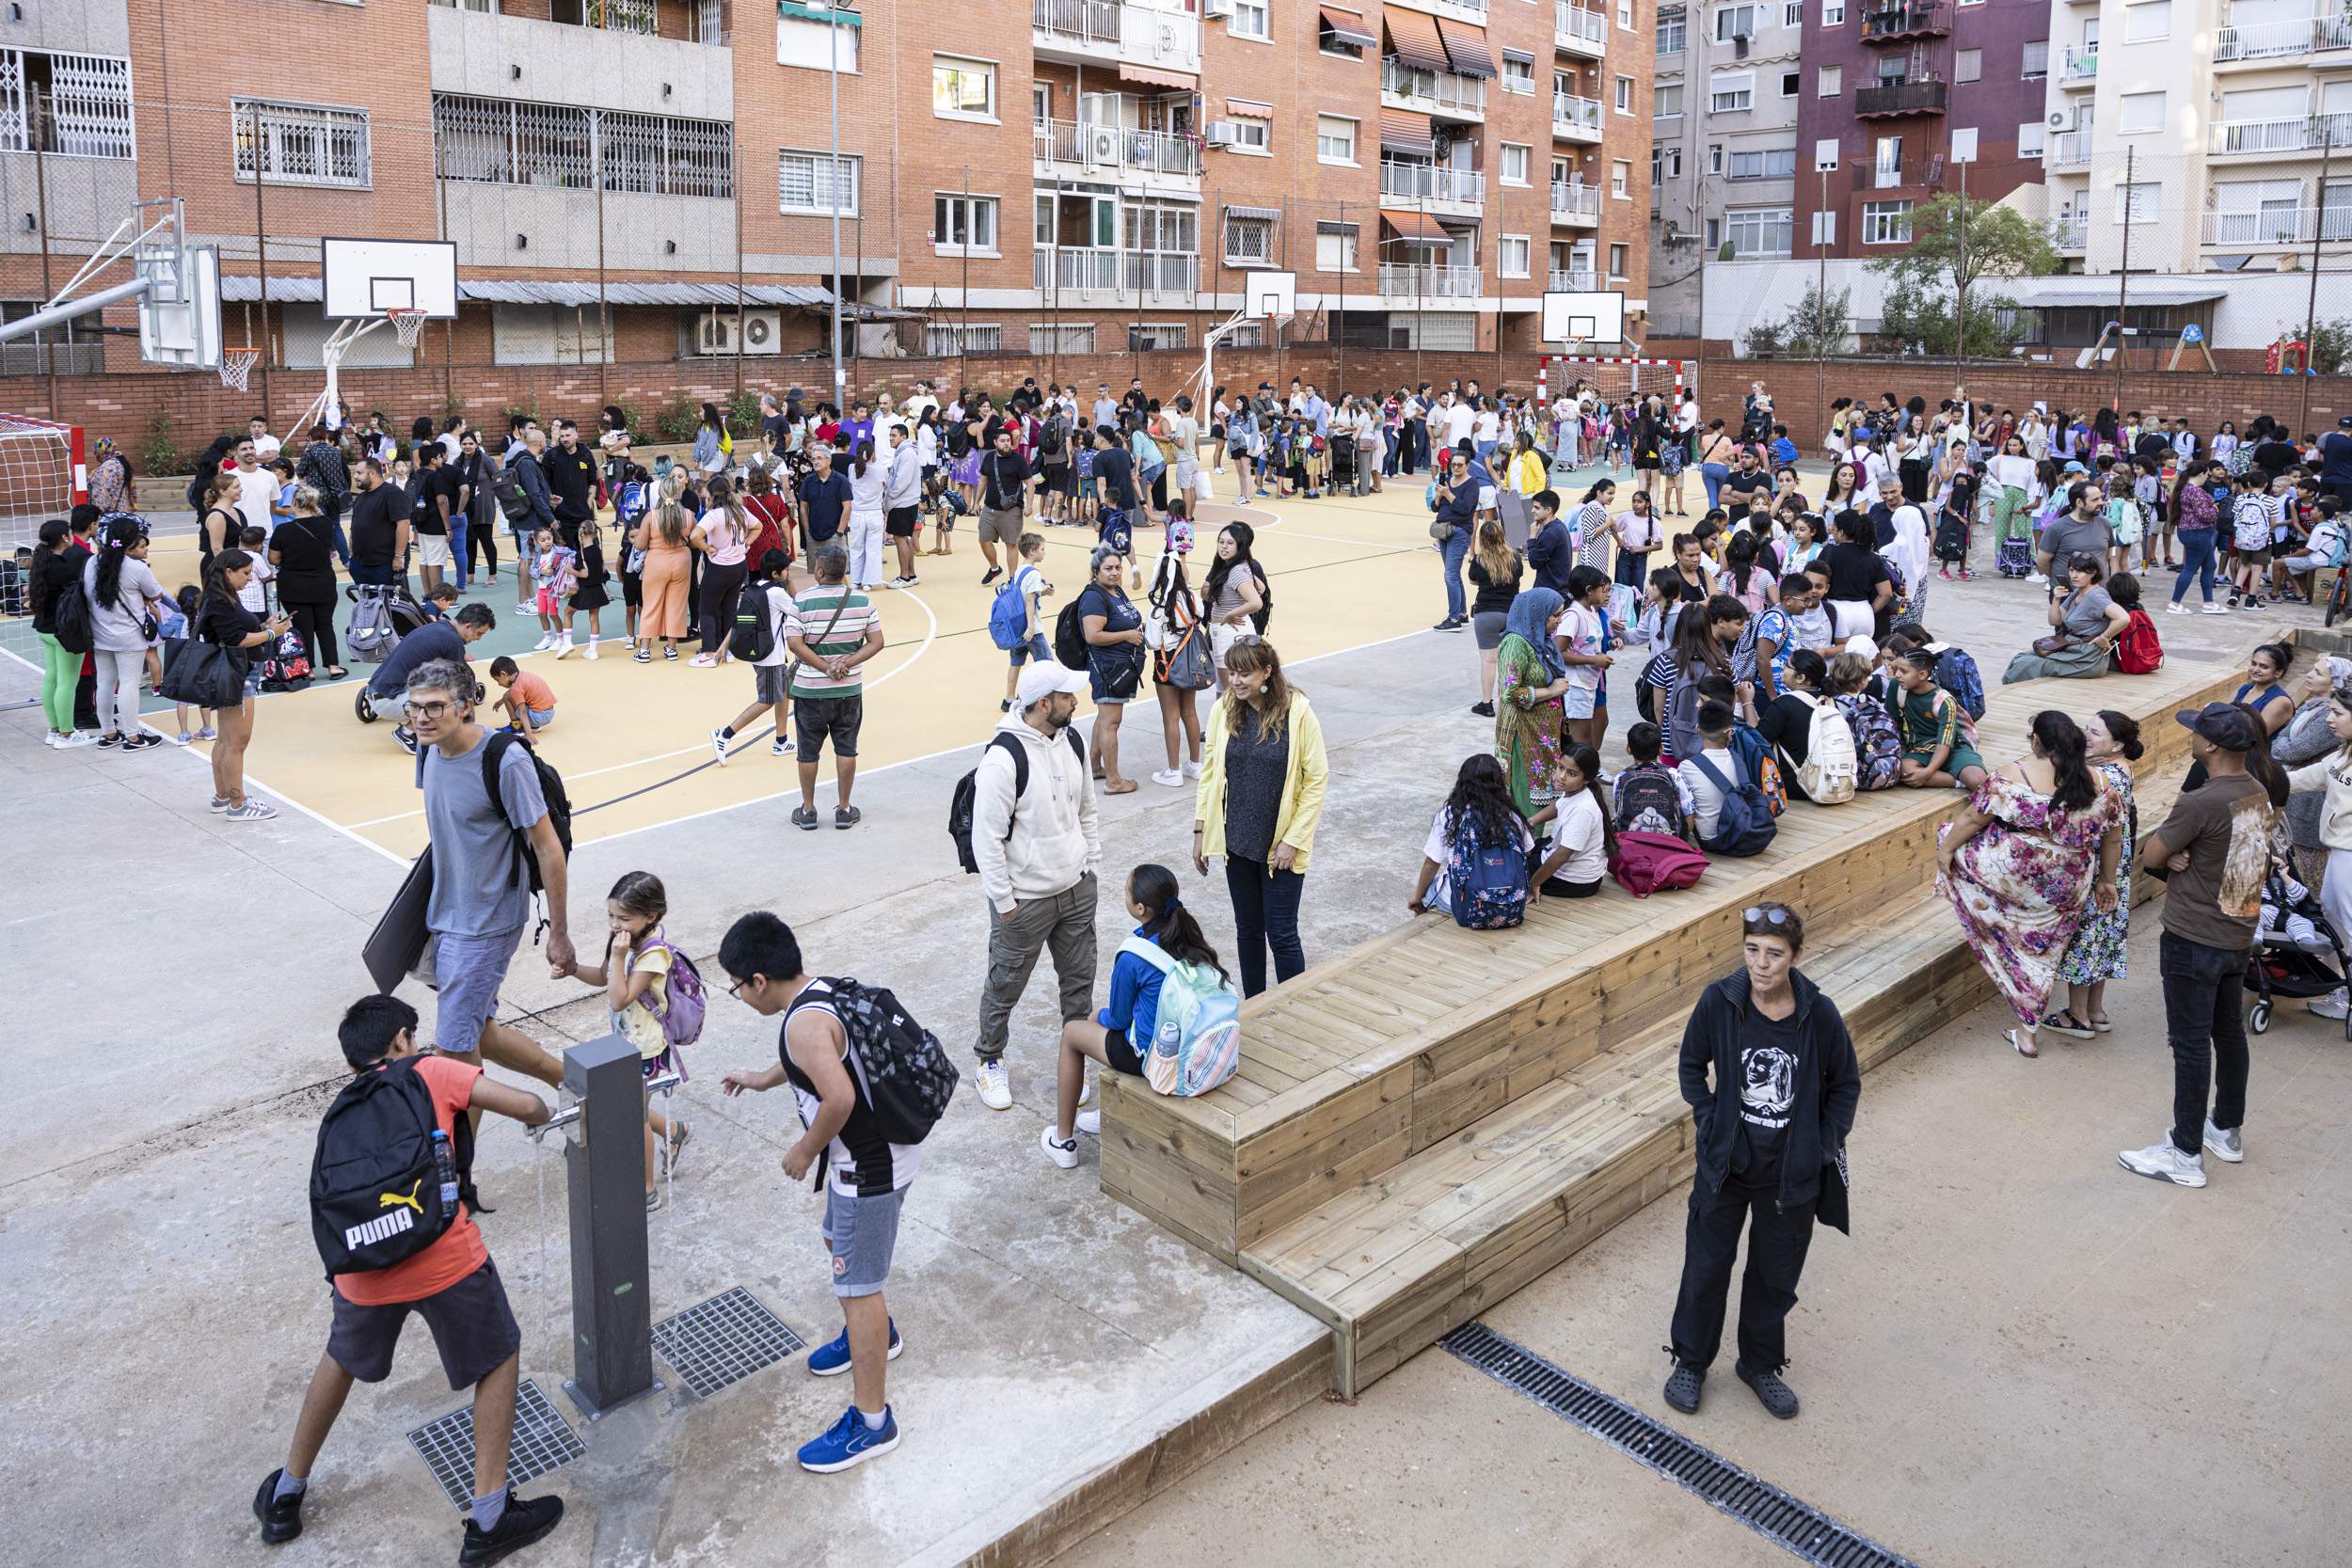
left=1668, top=1170, right=1817, bottom=1376
left=2160, top=930, right=2249, bottom=1155
left=1223, top=854, right=1306, bottom=997
left=698, top=559, right=747, bottom=655
left=283, top=595, right=341, bottom=670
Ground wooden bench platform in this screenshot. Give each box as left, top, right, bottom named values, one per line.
left=1101, top=641, right=2253, bottom=1396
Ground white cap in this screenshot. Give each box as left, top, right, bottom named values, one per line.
left=1016, top=661, right=1089, bottom=707
left=1843, top=635, right=1879, bottom=661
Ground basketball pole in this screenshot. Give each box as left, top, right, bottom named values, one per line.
left=251, top=147, right=271, bottom=424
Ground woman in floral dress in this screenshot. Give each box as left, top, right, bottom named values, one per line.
left=1494, top=587, right=1572, bottom=820
left=2046, top=712, right=2145, bottom=1037
left=1935, top=709, right=2124, bottom=1058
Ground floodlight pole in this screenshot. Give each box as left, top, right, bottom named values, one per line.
left=2300, top=125, right=2333, bottom=437
left=818, top=0, right=846, bottom=414
left=251, top=138, right=272, bottom=421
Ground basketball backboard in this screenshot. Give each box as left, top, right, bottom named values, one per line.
left=1245, top=270, right=1296, bottom=323
left=136, top=242, right=221, bottom=371
left=1543, top=288, right=1626, bottom=346
left=322, top=237, right=459, bottom=320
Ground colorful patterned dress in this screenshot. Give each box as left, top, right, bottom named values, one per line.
left=2055, top=761, right=2137, bottom=986
left=1937, top=771, right=2123, bottom=1025
left=1495, top=631, right=1567, bottom=818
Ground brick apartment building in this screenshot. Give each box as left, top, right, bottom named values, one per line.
left=0, top=0, right=1653, bottom=436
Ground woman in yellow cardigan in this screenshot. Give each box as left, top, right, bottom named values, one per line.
left=1191, top=639, right=1330, bottom=996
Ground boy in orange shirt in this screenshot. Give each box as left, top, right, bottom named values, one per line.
left=488, top=656, right=557, bottom=736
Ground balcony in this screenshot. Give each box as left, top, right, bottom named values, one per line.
left=426, top=2, right=733, bottom=119
left=1378, top=261, right=1483, bottom=298
left=1381, top=58, right=1486, bottom=120
left=1031, top=0, right=1200, bottom=77
left=2212, top=113, right=2352, bottom=156
left=1550, top=181, right=1601, bottom=224
left=1380, top=159, right=1485, bottom=213
left=2059, top=44, right=2097, bottom=83
left=1857, top=1, right=1948, bottom=40
left=2048, top=130, right=2092, bottom=169
left=2051, top=214, right=2088, bottom=249
left=2201, top=206, right=2352, bottom=246
left=1032, top=245, right=1197, bottom=296
left=1552, top=91, right=1604, bottom=142
left=1390, top=0, right=1487, bottom=18
left=1555, top=2, right=1606, bottom=57
left=1549, top=267, right=1599, bottom=292
left=1854, top=78, right=1947, bottom=118
left=2217, top=8, right=2352, bottom=62
left=1033, top=119, right=1200, bottom=183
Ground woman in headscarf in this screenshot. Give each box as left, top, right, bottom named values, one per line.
left=87, top=436, right=135, bottom=514
left=1494, top=587, right=1574, bottom=819
left=2272, top=654, right=2352, bottom=884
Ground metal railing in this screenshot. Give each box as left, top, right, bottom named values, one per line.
left=2201, top=205, right=2352, bottom=245
left=2059, top=44, right=2097, bottom=79
left=1380, top=159, right=1485, bottom=205
left=2049, top=130, right=2092, bottom=168
left=1033, top=0, right=1121, bottom=45
left=2211, top=112, right=2352, bottom=155
left=433, top=93, right=735, bottom=198
left=2216, top=8, right=2352, bottom=61
left=1858, top=0, right=1948, bottom=38
left=429, top=0, right=730, bottom=46
left=1033, top=119, right=1200, bottom=179
left=1550, top=182, right=1601, bottom=220
left=1554, top=3, right=1606, bottom=52
left=1552, top=92, right=1604, bottom=135
left=1379, top=261, right=1483, bottom=296
left=1853, top=78, right=1947, bottom=116
left=1032, top=246, right=1198, bottom=293
left=1549, top=267, right=1599, bottom=292
left=2051, top=213, right=2088, bottom=248
left=1382, top=57, right=1487, bottom=118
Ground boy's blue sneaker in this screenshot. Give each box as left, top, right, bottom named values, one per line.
left=799, top=1404, right=900, bottom=1474
left=807, top=1319, right=902, bottom=1376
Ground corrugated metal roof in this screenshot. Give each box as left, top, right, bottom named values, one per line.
left=219, top=276, right=908, bottom=312
left=2004, top=278, right=2224, bottom=309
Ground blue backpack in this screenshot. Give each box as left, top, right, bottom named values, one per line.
left=1444, top=808, right=1530, bottom=928
left=1726, top=721, right=1788, bottom=816
left=987, top=567, right=1034, bottom=651
left=1689, top=753, right=1778, bottom=858
left=1932, top=645, right=1986, bottom=721
left=614, top=479, right=648, bottom=525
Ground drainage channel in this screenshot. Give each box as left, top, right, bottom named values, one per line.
left=1441, top=1323, right=1921, bottom=1568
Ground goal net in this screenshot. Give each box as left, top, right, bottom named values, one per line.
left=0, top=415, right=87, bottom=710
left=1538, top=355, right=1687, bottom=413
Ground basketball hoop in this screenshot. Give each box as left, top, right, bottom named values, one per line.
left=386, top=307, right=428, bottom=348
left=218, top=347, right=259, bottom=392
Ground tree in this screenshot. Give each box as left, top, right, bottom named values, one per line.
left=1866, top=194, right=2058, bottom=356
left=1875, top=278, right=2027, bottom=359
left=1770, top=283, right=1853, bottom=358
left=2308, top=318, right=2352, bottom=376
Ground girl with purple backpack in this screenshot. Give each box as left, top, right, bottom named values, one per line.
left=559, top=871, right=705, bottom=1209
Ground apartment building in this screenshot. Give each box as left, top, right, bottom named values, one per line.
left=2042, top=0, right=2352, bottom=276
left=4, top=0, right=1655, bottom=391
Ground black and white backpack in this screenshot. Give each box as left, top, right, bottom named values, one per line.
left=309, top=1060, right=472, bottom=1275
left=811, top=977, right=960, bottom=1146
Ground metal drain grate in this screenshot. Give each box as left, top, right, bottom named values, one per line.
left=1442, top=1323, right=1920, bottom=1568
left=406, top=1377, right=585, bottom=1512
left=652, top=1287, right=806, bottom=1398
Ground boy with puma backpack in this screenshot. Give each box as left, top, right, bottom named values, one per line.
left=257, top=993, right=564, bottom=1564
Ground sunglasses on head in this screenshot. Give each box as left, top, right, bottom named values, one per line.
left=1742, top=906, right=1791, bottom=928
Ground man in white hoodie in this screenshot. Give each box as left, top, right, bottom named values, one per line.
left=972, top=661, right=1101, bottom=1110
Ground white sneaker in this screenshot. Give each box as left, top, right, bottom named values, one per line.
left=2165, top=602, right=2189, bottom=616
left=584, top=638, right=599, bottom=659
left=2312, top=987, right=2349, bottom=1019
left=555, top=634, right=577, bottom=659
left=2118, top=1138, right=2207, bottom=1188
left=1039, top=1125, right=1079, bottom=1169
left=711, top=727, right=732, bottom=766
left=689, top=652, right=718, bottom=668
left=1075, top=1108, right=1101, bottom=1136
left=2202, top=1118, right=2244, bottom=1164
left=976, top=1058, right=1012, bottom=1110
left=516, top=601, right=534, bottom=616
left=532, top=632, right=556, bottom=652
left=2026, top=572, right=2048, bottom=585
left=2201, top=602, right=2231, bottom=614
left=1152, top=768, right=1184, bottom=787
left=1183, top=759, right=1200, bottom=780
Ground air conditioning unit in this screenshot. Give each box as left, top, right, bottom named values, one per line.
left=1204, top=0, right=1233, bottom=16
left=1084, top=123, right=1123, bottom=166
left=1205, top=120, right=1240, bottom=149
left=696, top=309, right=783, bottom=356
left=1733, top=33, right=1750, bottom=56
left=2047, top=109, right=2072, bottom=129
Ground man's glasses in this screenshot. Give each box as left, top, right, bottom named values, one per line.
left=407, top=700, right=455, bottom=721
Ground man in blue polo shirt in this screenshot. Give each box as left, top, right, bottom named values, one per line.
left=798, top=444, right=853, bottom=552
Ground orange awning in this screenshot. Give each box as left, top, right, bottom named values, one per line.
left=1384, top=5, right=1448, bottom=71
left=1320, top=5, right=1377, bottom=46
left=1381, top=208, right=1452, bottom=243
left=1119, top=61, right=1198, bottom=90
left=1435, top=16, right=1496, bottom=77
left=1379, top=106, right=1434, bottom=154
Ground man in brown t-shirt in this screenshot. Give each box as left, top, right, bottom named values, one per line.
left=2120, top=703, right=2271, bottom=1189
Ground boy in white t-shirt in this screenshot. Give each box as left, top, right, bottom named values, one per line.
left=1560, top=567, right=1616, bottom=747
left=237, top=525, right=275, bottom=613
left=1674, top=701, right=1740, bottom=843
left=710, top=549, right=802, bottom=764
left=1000, top=531, right=1054, bottom=710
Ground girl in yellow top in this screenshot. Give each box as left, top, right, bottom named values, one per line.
left=559, top=871, right=692, bottom=1209
left=1191, top=639, right=1329, bottom=996
left=1506, top=430, right=1549, bottom=497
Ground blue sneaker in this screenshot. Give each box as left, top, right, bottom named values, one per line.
left=799, top=1404, right=900, bottom=1473
left=807, top=1319, right=902, bottom=1377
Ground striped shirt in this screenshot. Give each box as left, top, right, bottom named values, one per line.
left=786, top=583, right=877, bottom=698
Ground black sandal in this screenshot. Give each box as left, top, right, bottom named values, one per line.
left=2041, top=1009, right=2095, bottom=1040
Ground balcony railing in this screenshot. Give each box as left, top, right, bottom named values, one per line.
left=2212, top=112, right=2352, bottom=155
left=1549, top=267, right=1599, bottom=292
left=1553, top=92, right=1604, bottom=136
left=1550, top=181, right=1601, bottom=221
left=1858, top=1, right=1948, bottom=39
left=1381, top=57, right=1486, bottom=118
left=2059, top=44, right=2097, bottom=80
left=2048, top=131, right=2092, bottom=168
left=2201, top=205, right=2352, bottom=245
left=1380, top=159, right=1486, bottom=206
left=1033, top=0, right=1120, bottom=45
left=1033, top=0, right=1200, bottom=67
left=1033, top=119, right=1200, bottom=179
left=2051, top=214, right=2088, bottom=248
left=1854, top=78, right=1947, bottom=117
left=1555, top=2, right=1606, bottom=54
left=1378, top=261, right=1483, bottom=296
left=431, top=0, right=730, bottom=44
left=2216, top=8, right=2352, bottom=61
left=1033, top=246, right=1199, bottom=293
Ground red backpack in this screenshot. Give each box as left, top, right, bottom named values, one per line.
left=1609, top=831, right=1709, bottom=897
left=2113, top=608, right=2164, bottom=675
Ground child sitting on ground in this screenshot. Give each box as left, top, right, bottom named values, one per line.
left=556, top=871, right=695, bottom=1209
left=420, top=582, right=461, bottom=621
left=488, top=655, right=557, bottom=736
left=1893, top=646, right=1987, bottom=790
left=1613, top=720, right=1696, bottom=842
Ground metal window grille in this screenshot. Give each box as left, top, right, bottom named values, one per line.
left=925, top=323, right=1002, bottom=355
left=427, top=0, right=500, bottom=11
left=600, top=109, right=733, bottom=197
left=1028, top=323, right=1098, bottom=354
left=779, top=150, right=859, bottom=215
left=1128, top=323, right=1189, bottom=350
left=433, top=96, right=731, bottom=198
left=1224, top=214, right=1275, bottom=264
left=0, top=51, right=134, bottom=159
left=234, top=98, right=371, bottom=187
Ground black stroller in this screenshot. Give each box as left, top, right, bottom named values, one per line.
left=1329, top=432, right=1364, bottom=496
left=348, top=583, right=435, bottom=723
left=2247, top=862, right=2352, bottom=1038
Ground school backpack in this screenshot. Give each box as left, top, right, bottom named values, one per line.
left=642, top=938, right=708, bottom=1051
left=811, top=977, right=960, bottom=1145
left=1162, top=613, right=1216, bottom=691
left=1444, top=807, right=1531, bottom=929
left=1932, top=510, right=1969, bottom=563
left=1613, top=764, right=1686, bottom=838
left=52, top=570, right=92, bottom=654
left=481, top=730, right=572, bottom=895
left=1931, top=645, right=1987, bottom=721
left=1689, top=753, right=1778, bottom=858
left=1782, top=692, right=1857, bottom=805
left=947, top=727, right=1088, bottom=873
left=1727, top=721, right=1788, bottom=817
left=1835, top=693, right=1903, bottom=790
left=987, top=568, right=1034, bottom=652
left=730, top=579, right=782, bottom=663
left=1117, top=938, right=1243, bottom=1098
left=1053, top=598, right=1091, bottom=670
left=614, top=478, right=649, bottom=526
left=495, top=455, right=538, bottom=522
left=2113, top=607, right=2165, bottom=674
left=1039, top=417, right=1067, bottom=462
left=1609, top=829, right=1708, bottom=897
left=309, top=1059, right=472, bottom=1276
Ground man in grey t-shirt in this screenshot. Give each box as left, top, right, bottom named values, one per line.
left=2034, top=482, right=2111, bottom=588
left=407, top=657, right=572, bottom=1089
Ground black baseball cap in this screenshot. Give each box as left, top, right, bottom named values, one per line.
left=2175, top=702, right=2259, bottom=752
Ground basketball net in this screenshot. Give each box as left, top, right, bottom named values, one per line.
left=218, top=348, right=259, bottom=392
left=387, top=308, right=427, bottom=348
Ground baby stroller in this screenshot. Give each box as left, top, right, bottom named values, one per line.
left=1329, top=432, right=1363, bottom=496
left=348, top=583, right=432, bottom=722
left=2247, top=862, right=2352, bottom=1038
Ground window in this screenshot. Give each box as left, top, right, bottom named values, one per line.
left=776, top=9, right=858, bottom=72
left=1726, top=146, right=1797, bottom=179
left=1657, top=12, right=1685, bottom=52
left=1810, top=209, right=1836, bottom=245
left=1129, top=323, right=1188, bottom=350
left=2115, top=182, right=2159, bottom=223
left=2018, top=120, right=2046, bottom=158
left=1709, top=71, right=1754, bottom=113
left=1715, top=3, right=1760, bottom=41
left=1951, top=126, right=1978, bottom=163
left=1818, top=65, right=1841, bottom=97
left=2021, top=40, right=2048, bottom=78
left=1861, top=198, right=1913, bottom=244
left=1231, top=116, right=1270, bottom=153
left=1318, top=12, right=1365, bottom=55
left=1708, top=142, right=1724, bottom=173
left=1224, top=213, right=1276, bottom=264
left=1616, top=75, right=1634, bottom=113
left=1874, top=134, right=1901, bottom=186
left=233, top=98, right=370, bottom=186
left=1231, top=0, right=1269, bottom=40
left=1029, top=324, right=1096, bottom=355
left=1316, top=114, right=1357, bottom=164
left=2123, top=0, right=2169, bottom=40
left=1608, top=242, right=1629, bottom=277
left=1954, top=49, right=1980, bottom=83
left=1619, top=0, right=1634, bottom=28
left=778, top=149, right=859, bottom=214
left=1502, top=142, right=1532, bottom=184
left=1656, top=83, right=1685, bottom=117
left=2120, top=92, right=2165, bottom=135
left=1780, top=71, right=1801, bottom=98
left=1784, top=0, right=1803, bottom=24
left=1500, top=233, right=1532, bottom=277
left=1822, top=0, right=1842, bottom=20
left=0, top=51, right=134, bottom=160
left=1724, top=207, right=1792, bottom=255
left=1611, top=158, right=1631, bottom=196
left=933, top=194, right=998, bottom=253
left=1654, top=143, right=1684, bottom=179
left=1815, top=136, right=1839, bottom=167
left=1502, top=51, right=1535, bottom=93
left=925, top=324, right=1002, bottom=355
left=931, top=56, right=995, bottom=120
left=433, top=97, right=735, bottom=198
left=1705, top=217, right=1720, bottom=248
left=1316, top=220, right=1359, bottom=271
left=1226, top=323, right=1265, bottom=348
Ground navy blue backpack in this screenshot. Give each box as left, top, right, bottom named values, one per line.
left=1687, top=754, right=1778, bottom=859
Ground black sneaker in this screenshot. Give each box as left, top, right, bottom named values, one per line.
left=457, top=1493, right=564, bottom=1566
left=1662, top=1365, right=1703, bottom=1416
left=393, top=725, right=420, bottom=756
left=1470, top=700, right=1495, bottom=718
left=96, top=732, right=122, bottom=750
left=981, top=566, right=1004, bottom=586
left=252, top=1469, right=304, bottom=1544
left=1737, top=1364, right=1800, bottom=1419
left=120, top=733, right=164, bottom=752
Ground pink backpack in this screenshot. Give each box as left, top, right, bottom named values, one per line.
left=1609, top=831, right=1708, bottom=898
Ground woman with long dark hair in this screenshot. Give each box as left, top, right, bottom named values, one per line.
left=1408, top=754, right=1530, bottom=917
left=1935, top=708, right=2123, bottom=1057
left=693, top=400, right=728, bottom=478
left=1644, top=592, right=1747, bottom=763
left=83, top=514, right=168, bottom=751
left=29, top=517, right=90, bottom=745
left=1201, top=520, right=1268, bottom=681
left=1192, top=639, right=1328, bottom=996
left=195, top=547, right=292, bottom=820
left=689, top=475, right=752, bottom=666
left=2048, top=711, right=2146, bottom=1037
